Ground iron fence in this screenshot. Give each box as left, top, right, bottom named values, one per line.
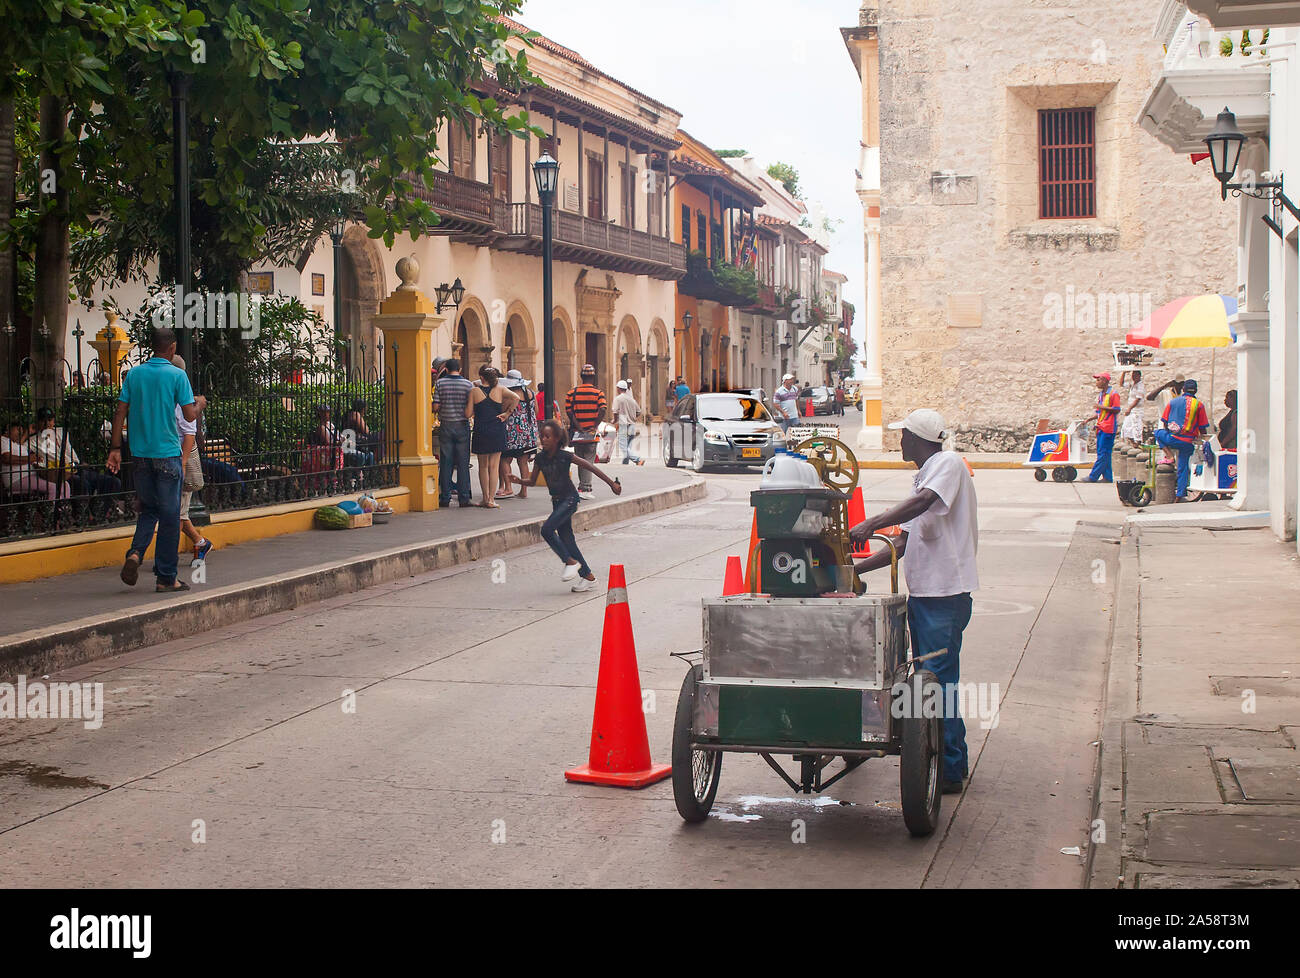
left=1, top=355, right=401, bottom=544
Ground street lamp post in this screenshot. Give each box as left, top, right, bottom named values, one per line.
left=169, top=71, right=193, bottom=371
left=533, top=153, right=559, bottom=418
left=678, top=310, right=693, bottom=383
left=330, top=219, right=346, bottom=371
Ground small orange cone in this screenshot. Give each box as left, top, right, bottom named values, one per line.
left=743, top=512, right=762, bottom=593
left=848, top=486, right=871, bottom=558
left=723, top=555, right=744, bottom=595
left=804, top=396, right=815, bottom=418
left=565, top=565, right=671, bottom=789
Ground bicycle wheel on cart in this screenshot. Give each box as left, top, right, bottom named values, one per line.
left=672, top=664, right=722, bottom=823
left=899, top=669, right=943, bottom=837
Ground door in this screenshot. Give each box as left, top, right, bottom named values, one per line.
left=451, top=121, right=475, bottom=181
left=671, top=395, right=695, bottom=461
left=491, top=132, right=510, bottom=201
left=587, top=155, right=604, bottom=219
left=620, top=163, right=636, bottom=228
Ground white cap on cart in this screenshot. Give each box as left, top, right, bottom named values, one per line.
left=888, top=408, right=947, bottom=445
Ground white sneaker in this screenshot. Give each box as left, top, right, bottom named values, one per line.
left=578, top=491, right=595, bottom=500
left=571, top=578, right=596, bottom=593
left=561, top=563, right=580, bottom=582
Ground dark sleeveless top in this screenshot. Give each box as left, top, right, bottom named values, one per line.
left=471, top=388, right=507, bottom=454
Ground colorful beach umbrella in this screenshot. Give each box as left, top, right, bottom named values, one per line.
left=1126, top=294, right=1238, bottom=349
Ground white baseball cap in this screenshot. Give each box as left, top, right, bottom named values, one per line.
left=616, top=379, right=628, bottom=390
left=888, top=408, right=947, bottom=445
left=782, top=373, right=795, bottom=381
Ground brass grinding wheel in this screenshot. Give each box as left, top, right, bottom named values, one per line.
left=793, top=436, right=859, bottom=493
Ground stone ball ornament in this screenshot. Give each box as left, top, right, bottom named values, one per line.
left=395, top=255, right=420, bottom=291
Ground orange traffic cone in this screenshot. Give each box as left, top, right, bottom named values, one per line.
left=722, top=555, right=744, bottom=595
left=564, top=565, right=672, bottom=789
left=848, top=486, right=871, bottom=558
left=804, top=396, right=815, bottom=418
left=743, top=512, right=761, bottom=593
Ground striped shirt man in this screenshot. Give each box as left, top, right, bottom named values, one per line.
left=434, top=374, right=474, bottom=428
left=566, top=382, right=607, bottom=433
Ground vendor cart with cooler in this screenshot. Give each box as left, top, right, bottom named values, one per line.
left=670, top=437, right=945, bottom=837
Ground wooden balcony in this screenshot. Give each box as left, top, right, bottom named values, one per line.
left=744, top=284, right=778, bottom=314
left=403, top=170, right=497, bottom=235
left=496, top=202, right=686, bottom=281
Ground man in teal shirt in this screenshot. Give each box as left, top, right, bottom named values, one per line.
left=107, top=328, right=205, bottom=592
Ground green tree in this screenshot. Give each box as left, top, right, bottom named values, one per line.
left=767, top=161, right=802, bottom=199
left=2, top=0, right=540, bottom=399
left=714, top=149, right=748, bottom=158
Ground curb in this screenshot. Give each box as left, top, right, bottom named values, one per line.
left=1087, top=523, right=1140, bottom=889
left=1, top=476, right=707, bottom=680
left=857, top=460, right=1025, bottom=470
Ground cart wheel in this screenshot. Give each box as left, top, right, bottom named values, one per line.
left=899, top=670, right=943, bottom=838
left=1063, top=466, right=1078, bottom=482
left=1130, top=485, right=1153, bottom=507
left=1034, top=468, right=1047, bottom=482
left=672, top=664, right=721, bottom=823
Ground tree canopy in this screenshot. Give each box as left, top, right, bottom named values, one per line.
left=766, top=161, right=801, bottom=200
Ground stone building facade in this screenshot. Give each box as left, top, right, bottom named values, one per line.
left=875, top=0, right=1236, bottom=450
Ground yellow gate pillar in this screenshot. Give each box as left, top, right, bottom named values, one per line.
left=375, top=256, right=443, bottom=511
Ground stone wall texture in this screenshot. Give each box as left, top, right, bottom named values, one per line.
left=877, top=0, right=1237, bottom=451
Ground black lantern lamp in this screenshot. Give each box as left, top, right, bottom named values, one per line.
left=435, top=277, right=465, bottom=316
left=533, top=152, right=560, bottom=200
left=1204, top=107, right=1299, bottom=233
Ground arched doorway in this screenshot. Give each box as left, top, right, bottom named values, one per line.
left=648, top=318, right=669, bottom=419
left=503, top=302, right=537, bottom=380
left=616, top=315, right=642, bottom=404
left=454, top=298, right=491, bottom=380
left=338, top=228, right=387, bottom=377
left=549, top=306, right=575, bottom=404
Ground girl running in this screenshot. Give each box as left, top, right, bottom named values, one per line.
left=515, top=418, right=621, bottom=592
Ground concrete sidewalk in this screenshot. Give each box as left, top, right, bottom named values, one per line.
left=1, top=465, right=704, bottom=678
left=1091, top=523, right=1300, bottom=888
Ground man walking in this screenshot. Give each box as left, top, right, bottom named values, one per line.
left=434, top=357, right=474, bottom=507
left=774, top=374, right=800, bottom=433
left=566, top=364, right=607, bottom=498
left=1086, top=372, right=1121, bottom=483
left=106, top=328, right=205, bottom=593
left=850, top=409, right=978, bottom=795
left=612, top=379, right=644, bottom=466
left=1155, top=378, right=1209, bottom=502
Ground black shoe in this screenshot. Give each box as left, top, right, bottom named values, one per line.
left=942, top=780, right=964, bottom=795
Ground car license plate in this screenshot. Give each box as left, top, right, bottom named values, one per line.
left=742, top=447, right=762, bottom=459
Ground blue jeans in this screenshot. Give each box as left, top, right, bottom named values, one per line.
left=541, top=493, right=590, bottom=578
left=1155, top=429, right=1196, bottom=498
left=1089, top=429, right=1115, bottom=482
left=907, top=593, right=973, bottom=783
left=618, top=422, right=641, bottom=463
left=439, top=422, right=472, bottom=504
left=129, top=456, right=183, bottom=585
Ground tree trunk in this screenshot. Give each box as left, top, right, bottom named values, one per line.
left=0, top=98, right=15, bottom=398
left=31, top=94, right=71, bottom=408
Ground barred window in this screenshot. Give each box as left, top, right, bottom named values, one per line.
left=1038, top=107, right=1095, bottom=219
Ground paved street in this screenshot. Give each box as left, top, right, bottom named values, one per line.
left=0, top=465, right=1138, bottom=887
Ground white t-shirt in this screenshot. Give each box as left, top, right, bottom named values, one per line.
left=901, top=451, right=979, bottom=598
left=1, top=434, right=29, bottom=486
left=175, top=404, right=197, bottom=437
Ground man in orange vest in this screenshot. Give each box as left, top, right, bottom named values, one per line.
left=1155, top=378, right=1209, bottom=502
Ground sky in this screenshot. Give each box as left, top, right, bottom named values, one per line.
left=515, top=0, right=866, bottom=372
